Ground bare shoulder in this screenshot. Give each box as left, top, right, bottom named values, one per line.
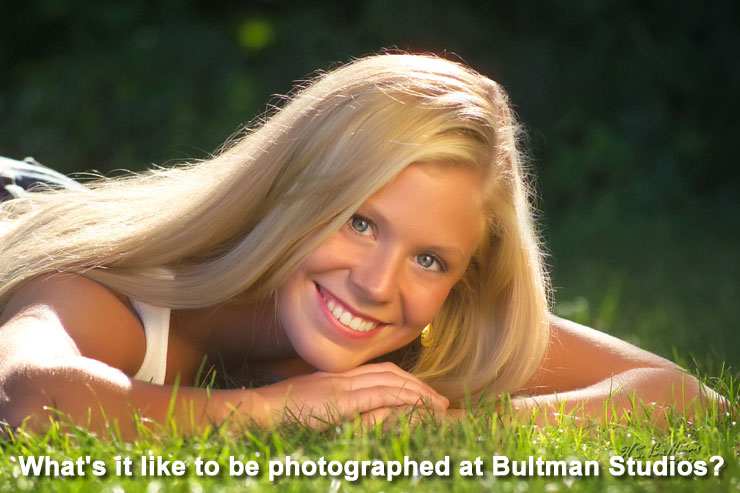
left=0, top=273, right=145, bottom=376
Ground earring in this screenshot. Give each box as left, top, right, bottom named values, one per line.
left=420, top=324, right=433, bottom=347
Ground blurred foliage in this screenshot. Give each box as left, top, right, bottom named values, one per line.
left=1, top=0, right=738, bottom=370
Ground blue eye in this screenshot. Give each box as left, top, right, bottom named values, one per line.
left=349, top=215, right=373, bottom=236
left=415, top=253, right=445, bottom=272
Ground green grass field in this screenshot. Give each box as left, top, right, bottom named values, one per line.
left=2, top=381, right=738, bottom=492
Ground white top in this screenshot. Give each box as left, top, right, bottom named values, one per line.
left=130, top=299, right=171, bottom=385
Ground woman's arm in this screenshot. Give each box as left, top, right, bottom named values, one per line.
left=0, top=275, right=263, bottom=436
left=1, top=355, right=264, bottom=437
left=0, top=274, right=446, bottom=437
left=511, top=316, right=726, bottom=424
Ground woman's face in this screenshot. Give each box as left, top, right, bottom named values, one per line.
left=276, top=162, right=486, bottom=372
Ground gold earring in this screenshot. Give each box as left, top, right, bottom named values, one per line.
left=420, top=324, right=433, bottom=347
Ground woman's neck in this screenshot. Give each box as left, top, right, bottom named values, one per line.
left=170, top=296, right=307, bottom=375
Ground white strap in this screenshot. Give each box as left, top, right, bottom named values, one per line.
left=130, top=299, right=171, bottom=385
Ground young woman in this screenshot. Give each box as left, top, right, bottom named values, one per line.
left=0, top=54, right=719, bottom=436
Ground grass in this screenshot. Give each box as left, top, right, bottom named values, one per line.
left=1, top=382, right=738, bottom=492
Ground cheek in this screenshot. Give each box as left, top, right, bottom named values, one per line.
left=405, top=282, right=456, bottom=326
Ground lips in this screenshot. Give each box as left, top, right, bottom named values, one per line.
left=315, top=283, right=384, bottom=333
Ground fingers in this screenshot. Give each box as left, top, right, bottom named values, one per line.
left=288, top=385, right=440, bottom=418
left=256, top=362, right=450, bottom=429
left=335, top=362, right=449, bottom=408
left=340, top=362, right=428, bottom=387
left=346, top=386, right=442, bottom=412
left=336, top=372, right=448, bottom=410
left=283, top=385, right=443, bottom=427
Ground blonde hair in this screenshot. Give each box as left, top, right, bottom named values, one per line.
left=0, top=53, right=549, bottom=401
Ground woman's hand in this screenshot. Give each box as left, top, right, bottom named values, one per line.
left=250, top=362, right=449, bottom=428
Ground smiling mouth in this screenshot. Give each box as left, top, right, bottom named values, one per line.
left=316, top=284, right=383, bottom=333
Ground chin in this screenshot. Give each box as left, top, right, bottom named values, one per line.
left=311, top=349, right=366, bottom=373
left=294, top=343, right=368, bottom=374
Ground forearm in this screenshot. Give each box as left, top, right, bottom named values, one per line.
left=509, top=367, right=724, bottom=425
left=1, top=357, right=266, bottom=438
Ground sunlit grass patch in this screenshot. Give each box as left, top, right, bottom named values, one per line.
left=1, top=372, right=738, bottom=492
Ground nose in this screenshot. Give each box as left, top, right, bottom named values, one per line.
left=349, top=246, right=404, bottom=303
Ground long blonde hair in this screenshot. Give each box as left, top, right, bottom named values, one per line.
left=0, top=53, right=549, bottom=401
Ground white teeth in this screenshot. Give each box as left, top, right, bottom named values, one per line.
left=321, top=289, right=378, bottom=332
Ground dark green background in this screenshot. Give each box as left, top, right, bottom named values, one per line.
left=2, top=1, right=738, bottom=376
